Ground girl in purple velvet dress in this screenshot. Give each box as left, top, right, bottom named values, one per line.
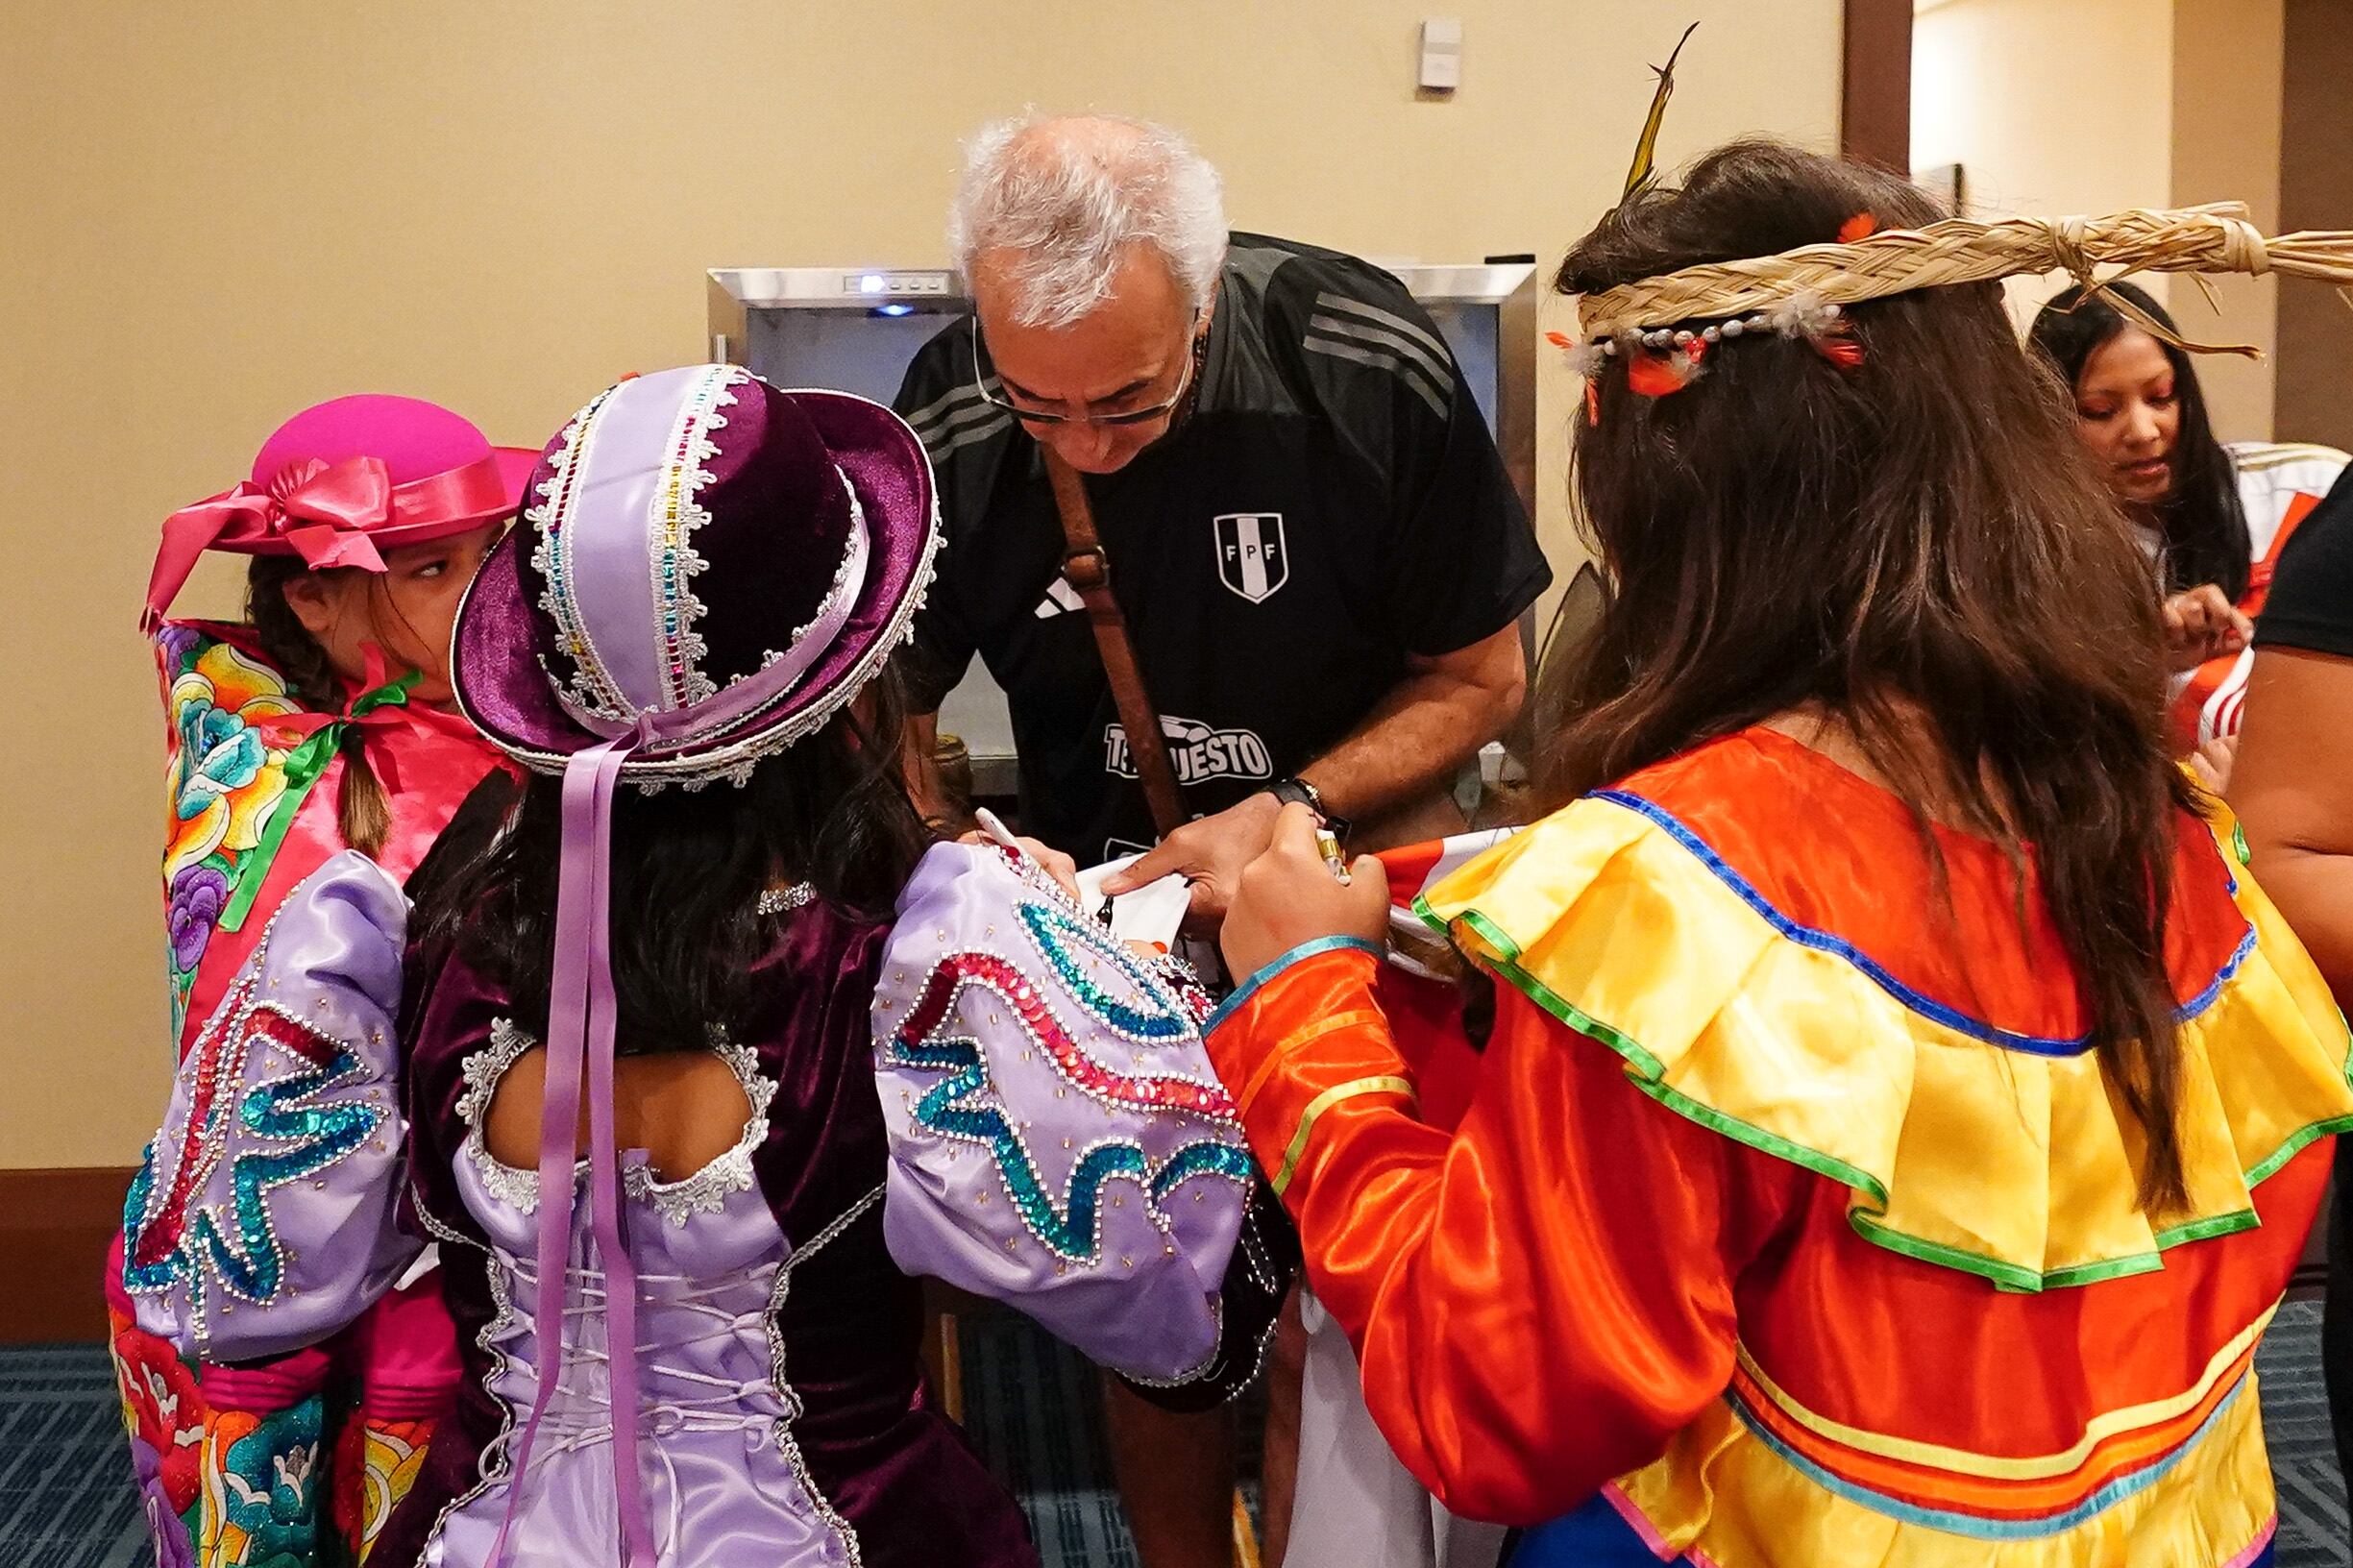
left=124, top=366, right=1284, bottom=1567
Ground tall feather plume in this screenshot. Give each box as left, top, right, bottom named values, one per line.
left=1623, top=21, right=1700, bottom=199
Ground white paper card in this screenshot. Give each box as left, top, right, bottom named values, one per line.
left=1075, top=855, right=1192, bottom=950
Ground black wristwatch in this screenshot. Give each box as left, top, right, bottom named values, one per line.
left=1265, top=775, right=1348, bottom=838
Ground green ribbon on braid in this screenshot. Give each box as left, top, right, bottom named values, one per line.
left=217, top=667, right=423, bottom=933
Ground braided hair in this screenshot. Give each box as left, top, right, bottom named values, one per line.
left=244, top=556, right=392, bottom=856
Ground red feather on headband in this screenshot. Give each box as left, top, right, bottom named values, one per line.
left=1627, top=338, right=1708, bottom=397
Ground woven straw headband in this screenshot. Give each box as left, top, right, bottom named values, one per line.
left=1574, top=201, right=2353, bottom=360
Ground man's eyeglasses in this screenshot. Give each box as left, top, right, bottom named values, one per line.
left=969, top=313, right=1206, bottom=429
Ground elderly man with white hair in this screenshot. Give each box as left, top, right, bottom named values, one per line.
left=901, top=113, right=1544, bottom=906
left=894, top=113, right=1549, bottom=1568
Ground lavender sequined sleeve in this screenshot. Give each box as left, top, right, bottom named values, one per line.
left=871, top=841, right=1252, bottom=1384
left=123, top=851, right=422, bottom=1362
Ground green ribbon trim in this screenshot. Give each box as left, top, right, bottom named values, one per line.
left=1414, top=890, right=2353, bottom=1294
left=216, top=670, right=421, bottom=934
left=1271, top=1074, right=1419, bottom=1197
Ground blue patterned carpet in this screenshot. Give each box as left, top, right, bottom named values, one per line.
left=0, top=1346, right=150, bottom=1568
left=963, top=1304, right=1145, bottom=1567
left=6, top=1302, right=2342, bottom=1568
left=2264, top=1301, right=2351, bottom=1566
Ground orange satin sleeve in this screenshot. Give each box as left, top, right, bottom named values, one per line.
left=1206, top=943, right=1806, bottom=1525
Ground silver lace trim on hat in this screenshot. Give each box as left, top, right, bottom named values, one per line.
left=496, top=430, right=942, bottom=794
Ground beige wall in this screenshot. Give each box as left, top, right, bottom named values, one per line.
left=1913, top=0, right=2175, bottom=221
left=0, top=1, right=1843, bottom=1168
left=1910, top=0, right=2284, bottom=440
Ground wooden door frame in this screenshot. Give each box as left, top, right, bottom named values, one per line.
left=1843, top=0, right=1914, bottom=172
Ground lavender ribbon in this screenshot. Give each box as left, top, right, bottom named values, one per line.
left=489, top=715, right=658, bottom=1568
left=485, top=454, right=874, bottom=1562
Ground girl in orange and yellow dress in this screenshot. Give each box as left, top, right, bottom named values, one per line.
left=1204, top=139, right=2353, bottom=1568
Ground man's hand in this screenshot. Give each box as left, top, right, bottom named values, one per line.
left=2161, top=585, right=2252, bottom=674
left=1100, top=792, right=1284, bottom=929
left=1219, top=804, right=1389, bottom=981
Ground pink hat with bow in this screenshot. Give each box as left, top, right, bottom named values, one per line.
left=141, top=394, right=537, bottom=632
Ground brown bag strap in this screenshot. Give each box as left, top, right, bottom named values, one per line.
left=1042, top=450, right=1190, bottom=838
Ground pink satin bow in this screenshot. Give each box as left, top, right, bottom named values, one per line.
left=141, top=450, right=513, bottom=633
left=259, top=455, right=398, bottom=569
left=190, top=456, right=395, bottom=560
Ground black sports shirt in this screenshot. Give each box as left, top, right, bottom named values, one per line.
left=2256, top=461, right=2353, bottom=659
left=895, top=232, right=1551, bottom=861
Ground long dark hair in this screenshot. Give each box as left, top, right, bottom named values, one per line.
left=409, top=663, right=933, bottom=1055
left=246, top=557, right=392, bottom=856
left=1549, top=138, right=2200, bottom=1209
left=2027, top=280, right=2249, bottom=600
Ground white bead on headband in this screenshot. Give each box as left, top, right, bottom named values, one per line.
left=1550, top=289, right=1860, bottom=404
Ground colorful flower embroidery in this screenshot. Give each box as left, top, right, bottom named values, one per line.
left=205, top=1398, right=324, bottom=1568
left=168, top=865, right=233, bottom=971
left=110, top=1310, right=204, bottom=1566
left=157, top=622, right=205, bottom=673
left=130, top=1429, right=198, bottom=1568
left=355, top=1417, right=432, bottom=1556
left=159, top=633, right=299, bottom=1022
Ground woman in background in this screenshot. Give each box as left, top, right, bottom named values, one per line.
left=2029, top=280, right=2346, bottom=764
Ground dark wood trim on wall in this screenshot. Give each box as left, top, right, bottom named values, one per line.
left=2277, top=0, right=2353, bottom=451
left=1843, top=0, right=1914, bottom=173
left=0, top=1166, right=138, bottom=1343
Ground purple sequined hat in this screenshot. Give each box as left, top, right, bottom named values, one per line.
left=452, top=364, right=938, bottom=785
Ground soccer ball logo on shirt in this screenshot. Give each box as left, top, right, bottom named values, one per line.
left=1104, top=717, right=1273, bottom=786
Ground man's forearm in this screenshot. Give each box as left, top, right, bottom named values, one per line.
left=1299, top=665, right=1521, bottom=824
left=1097, top=625, right=1526, bottom=909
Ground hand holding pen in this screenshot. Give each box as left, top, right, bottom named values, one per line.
left=1314, top=824, right=1353, bottom=885
left=1217, top=802, right=1390, bottom=980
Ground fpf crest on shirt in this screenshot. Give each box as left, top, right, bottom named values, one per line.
left=1214, top=513, right=1288, bottom=603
